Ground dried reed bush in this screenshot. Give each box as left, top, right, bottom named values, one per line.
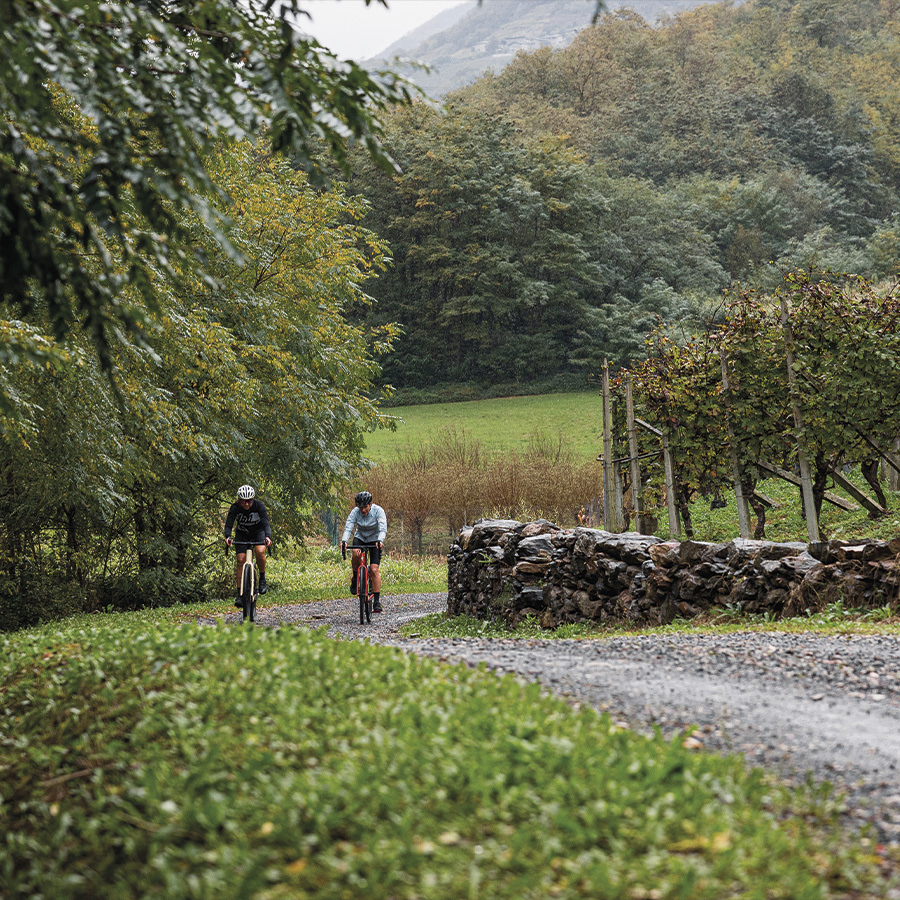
left=362, top=428, right=603, bottom=547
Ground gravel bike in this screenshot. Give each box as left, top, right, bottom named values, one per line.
left=226, top=541, right=264, bottom=624
left=343, top=542, right=379, bottom=624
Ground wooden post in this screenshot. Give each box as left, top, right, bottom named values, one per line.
left=625, top=374, right=645, bottom=533
left=601, top=360, right=617, bottom=532
left=779, top=296, right=819, bottom=542
left=614, top=465, right=626, bottom=531
left=719, top=350, right=753, bottom=539
left=661, top=426, right=681, bottom=540
left=828, top=468, right=887, bottom=517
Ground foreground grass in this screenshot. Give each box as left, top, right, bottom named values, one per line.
left=2, top=615, right=894, bottom=900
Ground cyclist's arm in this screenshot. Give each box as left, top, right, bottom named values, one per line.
left=375, top=505, right=387, bottom=546
left=223, top=503, right=238, bottom=539
left=257, top=501, right=272, bottom=542
left=340, top=508, right=358, bottom=546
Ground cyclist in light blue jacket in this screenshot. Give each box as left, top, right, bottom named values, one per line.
left=340, top=490, right=387, bottom=612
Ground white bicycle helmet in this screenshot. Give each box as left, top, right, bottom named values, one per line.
left=237, top=485, right=255, bottom=500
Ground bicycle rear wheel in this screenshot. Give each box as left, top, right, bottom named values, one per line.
left=358, top=566, right=369, bottom=625
left=242, top=565, right=255, bottom=624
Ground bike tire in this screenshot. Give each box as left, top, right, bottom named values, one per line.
left=358, top=566, right=369, bottom=625
left=242, top=565, right=254, bottom=624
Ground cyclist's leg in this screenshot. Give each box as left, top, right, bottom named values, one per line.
left=371, top=563, right=382, bottom=612
left=235, top=550, right=248, bottom=588
left=252, top=542, right=267, bottom=592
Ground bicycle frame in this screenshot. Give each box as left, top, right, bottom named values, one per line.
left=343, top=542, right=379, bottom=625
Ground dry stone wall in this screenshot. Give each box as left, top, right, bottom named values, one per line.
left=447, top=519, right=900, bottom=626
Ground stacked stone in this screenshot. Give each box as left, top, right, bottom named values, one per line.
left=637, top=538, right=817, bottom=622
left=447, top=520, right=900, bottom=627
left=789, top=539, right=900, bottom=614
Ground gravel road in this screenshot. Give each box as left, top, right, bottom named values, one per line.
left=229, top=591, right=900, bottom=843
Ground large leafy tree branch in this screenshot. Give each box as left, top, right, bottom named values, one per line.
left=0, top=0, right=417, bottom=366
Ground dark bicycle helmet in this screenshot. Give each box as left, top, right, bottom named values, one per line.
left=355, top=490, right=373, bottom=507
left=237, top=484, right=255, bottom=500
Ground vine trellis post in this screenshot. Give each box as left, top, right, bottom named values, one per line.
left=719, top=349, right=753, bottom=539
left=601, top=360, right=617, bottom=531
left=625, top=374, right=646, bottom=534
left=892, top=439, right=900, bottom=493
left=779, top=296, right=819, bottom=542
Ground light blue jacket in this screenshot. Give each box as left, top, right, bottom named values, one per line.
left=341, top=503, right=387, bottom=545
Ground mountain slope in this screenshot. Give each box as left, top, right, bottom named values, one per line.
left=367, top=0, right=732, bottom=96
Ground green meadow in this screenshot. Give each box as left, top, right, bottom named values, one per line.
left=366, top=392, right=603, bottom=462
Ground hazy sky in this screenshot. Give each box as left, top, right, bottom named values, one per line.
left=298, top=0, right=470, bottom=60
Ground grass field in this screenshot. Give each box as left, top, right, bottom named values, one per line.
left=365, top=391, right=603, bottom=462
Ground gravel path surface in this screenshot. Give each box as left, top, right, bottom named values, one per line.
left=223, top=591, right=900, bottom=843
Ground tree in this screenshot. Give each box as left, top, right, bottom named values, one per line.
left=0, top=0, right=418, bottom=371
left=0, top=140, right=397, bottom=627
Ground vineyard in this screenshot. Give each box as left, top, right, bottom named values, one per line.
left=623, top=271, right=900, bottom=540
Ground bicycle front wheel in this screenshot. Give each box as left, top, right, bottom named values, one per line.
left=242, top=565, right=255, bottom=624
left=358, top=566, right=369, bottom=625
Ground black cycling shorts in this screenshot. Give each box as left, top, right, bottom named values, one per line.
left=233, top=531, right=267, bottom=554
left=352, top=543, right=382, bottom=565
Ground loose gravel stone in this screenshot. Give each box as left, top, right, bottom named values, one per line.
left=210, top=592, right=900, bottom=844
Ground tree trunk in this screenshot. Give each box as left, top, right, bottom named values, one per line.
left=133, top=489, right=155, bottom=573
left=810, top=452, right=830, bottom=524
left=676, top=485, right=694, bottom=539
left=861, top=458, right=888, bottom=510
left=745, top=481, right=767, bottom=539
left=65, top=505, right=80, bottom=583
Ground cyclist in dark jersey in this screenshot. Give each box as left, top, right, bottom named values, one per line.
left=224, top=485, right=272, bottom=605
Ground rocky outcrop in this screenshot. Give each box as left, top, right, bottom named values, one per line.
left=447, top=520, right=900, bottom=627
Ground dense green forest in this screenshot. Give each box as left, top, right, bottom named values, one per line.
left=350, top=0, right=900, bottom=402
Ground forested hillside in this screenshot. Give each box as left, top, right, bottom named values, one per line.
left=350, top=0, right=900, bottom=404
left=369, top=0, right=720, bottom=98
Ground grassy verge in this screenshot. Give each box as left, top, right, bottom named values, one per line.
left=400, top=604, right=900, bottom=641
left=2, top=614, right=894, bottom=899
left=266, top=544, right=447, bottom=603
